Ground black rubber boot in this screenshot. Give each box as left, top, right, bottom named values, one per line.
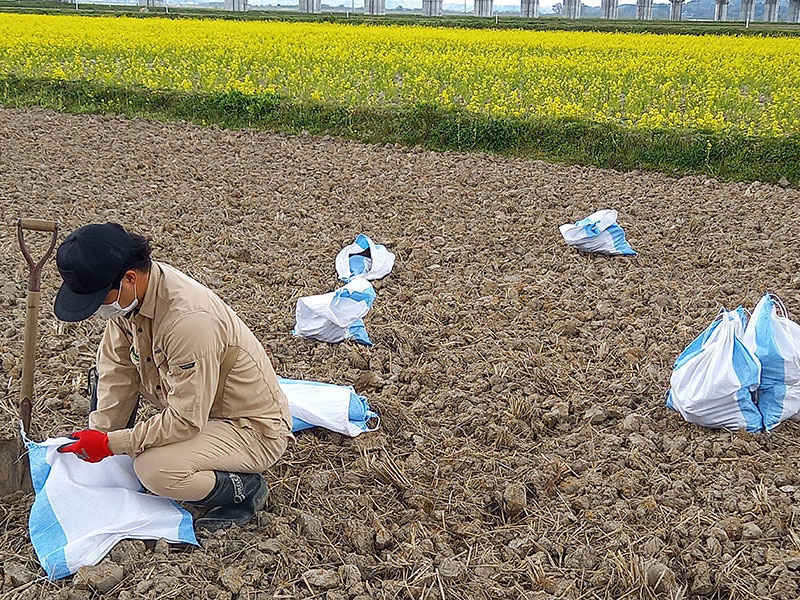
left=192, top=471, right=269, bottom=532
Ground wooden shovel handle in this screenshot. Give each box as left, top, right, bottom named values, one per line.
left=18, top=218, right=58, bottom=232
left=16, top=219, right=60, bottom=292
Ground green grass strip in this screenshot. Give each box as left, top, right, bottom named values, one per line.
left=2, top=76, right=798, bottom=184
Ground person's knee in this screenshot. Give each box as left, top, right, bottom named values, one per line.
left=133, top=448, right=187, bottom=499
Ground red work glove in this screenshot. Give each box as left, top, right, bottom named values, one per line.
left=57, top=429, right=113, bottom=463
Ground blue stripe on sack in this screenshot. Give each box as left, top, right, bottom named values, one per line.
left=168, top=500, right=198, bottom=546
left=348, top=391, right=369, bottom=421
left=731, top=336, right=764, bottom=432
left=347, top=320, right=373, bottom=346
left=348, top=255, right=367, bottom=277
left=735, top=386, right=763, bottom=433
left=334, top=286, right=376, bottom=307
left=27, top=445, right=70, bottom=579
left=348, top=390, right=374, bottom=430
left=734, top=306, right=749, bottom=330
left=180, top=511, right=197, bottom=546
left=292, top=416, right=315, bottom=432
left=754, top=295, right=786, bottom=431
left=46, top=552, right=70, bottom=580
left=30, top=508, right=69, bottom=579
left=607, top=224, right=637, bottom=256
left=669, top=314, right=725, bottom=414
left=27, top=442, right=52, bottom=495
left=354, top=234, right=371, bottom=250
left=34, top=493, right=70, bottom=580
left=575, top=217, right=601, bottom=236
left=348, top=391, right=380, bottom=431
left=673, top=319, right=722, bottom=370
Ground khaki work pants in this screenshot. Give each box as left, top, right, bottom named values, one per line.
left=133, top=419, right=289, bottom=502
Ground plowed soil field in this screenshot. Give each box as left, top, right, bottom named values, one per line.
left=1, top=107, right=800, bottom=600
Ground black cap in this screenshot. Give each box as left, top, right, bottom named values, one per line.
left=54, top=223, right=133, bottom=322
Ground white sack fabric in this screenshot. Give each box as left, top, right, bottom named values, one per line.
left=336, top=234, right=396, bottom=282
left=294, top=234, right=393, bottom=345
left=25, top=432, right=197, bottom=580
left=743, top=294, right=800, bottom=431
left=280, top=378, right=380, bottom=437
left=559, top=209, right=636, bottom=256
left=293, top=278, right=376, bottom=345
left=667, top=307, right=763, bottom=432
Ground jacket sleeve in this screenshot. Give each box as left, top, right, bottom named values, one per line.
left=88, top=319, right=140, bottom=433
left=106, top=311, right=224, bottom=456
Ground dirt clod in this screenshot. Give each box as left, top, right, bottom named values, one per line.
left=298, top=512, right=325, bottom=541
left=643, top=536, right=664, bottom=556
left=3, top=562, right=35, bottom=587
left=620, top=413, right=646, bottom=432
left=68, top=393, right=91, bottom=415
left=438, top=558, right=466, bottom=581
left=220, top=566, right=246, bottom=594
left=257, top=539, right=281, bottom=553
left=645, top=561, right=675, bottom=593
left=338, top=564, right=362, bottom=588
left=353, top=371, right=383, bottom=392
left=73, top=561, right=124, bottom=594
left=584, top=406, right=607, bottom=424
left=742, top=522, right=764, bottom=540
left=503, top=482, right=527, bottom=517
left=303, top=568, right=339, bottom=590
left=110, top=540, right=147, bottom=564
left=347, top=349, right=370, bottom=370
left=690, top=562, right=715, bottom=595
left=374, top=527, right=393, bottom=550
left=347, top=524, right=375, bottom=555
left=717, top=517, right=743, bottom=541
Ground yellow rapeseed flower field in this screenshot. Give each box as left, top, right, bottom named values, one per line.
left=0, top=13, right=798, bottom=136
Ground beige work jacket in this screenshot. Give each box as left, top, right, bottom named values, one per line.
left=88, top=261, right=292, bottom=457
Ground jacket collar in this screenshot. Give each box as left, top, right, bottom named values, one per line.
left=136, top=262, right=162, bottom=320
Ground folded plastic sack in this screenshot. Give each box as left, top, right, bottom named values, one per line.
left=559, top=209, right=636, bottom=256
left=667, top=307, right=763, bottom=432
left=335, top=234, right=396, bottom=282
left=293, top=278, right=376, bottom=345
left=280, top=378, right=380, bottom=437
left=24, top=429, right=197, bottom=580
left=743, top=294, right=800, bottom=431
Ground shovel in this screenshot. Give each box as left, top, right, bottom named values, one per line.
left=16, top=218, right=59, bottom=436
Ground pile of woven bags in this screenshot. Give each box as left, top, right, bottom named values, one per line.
left=667, top=294, right=800, bottom=432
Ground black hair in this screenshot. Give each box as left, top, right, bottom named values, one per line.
left=114, top=231, right=153, bottom=288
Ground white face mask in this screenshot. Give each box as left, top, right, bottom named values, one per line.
left=95, top=282, right=138, bottom=319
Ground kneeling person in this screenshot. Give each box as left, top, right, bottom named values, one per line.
left=54, top=223, right=292, bottom=531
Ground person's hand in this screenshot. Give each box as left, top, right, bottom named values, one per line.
left=57, top=429, right=113, bottom=463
